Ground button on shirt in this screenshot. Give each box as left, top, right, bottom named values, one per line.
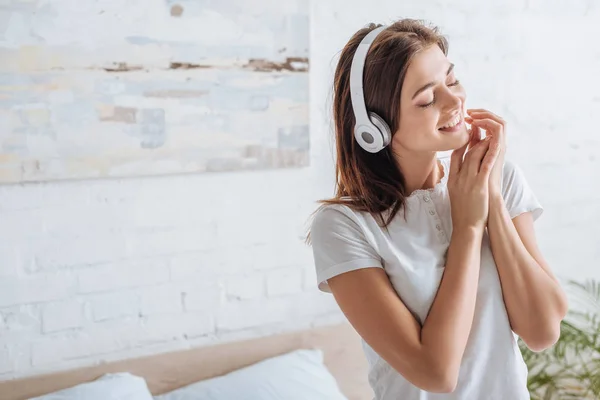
left=310, top=157, right=543, bottom=400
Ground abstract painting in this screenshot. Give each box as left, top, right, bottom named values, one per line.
left=0, top=0, right=309, bottom=183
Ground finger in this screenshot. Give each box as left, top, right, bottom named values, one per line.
left=470, top=118, right=503, bottom=138
left=479, top=138, right=501, bottom=178
left=467, top=124, right=482, bottom=151
left=467, top=108, right=504, bottom=123
left=466, top=110, right=505, bottom=126
left=465, top=137, right=492, bottom=176
left=450, top=140, right=469, bottom=178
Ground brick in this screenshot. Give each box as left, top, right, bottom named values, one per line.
left=128, top=226, right=218, bottom=258
left=0, top=184, right=90, bottom=211
left=88, top=291, right=139, bottom=322
left=266, top=267, right=303, bottom=297
left=30, top=320, right=141, bottom=368
left=88, top=182, right=136, bottom=207
left=170, top=248, right=258, bottom=280
left=77, top=259, right=170, bottom=293
left=215, top=297, right=292, bottom=332
left=0, top=347, right=12, bottom=374
left=140, top=313, right=214, bottom=342
left=171, top=243, right=310, bottom=278
left=29, top=234, right=130, bottom=272
left=0, top=341, right=32, bottom=380
left=224, top=274, right=265, bottom=301
left=217, top=213, right=302, bottom=247
left=0, top=274, right=76, bottom=307
left=126, top=196, right=215, bottom=230
left=41, top=206, right=127, bottom=237
left=170, top=252, right=222, bottom=282
left=138, top=285, right=182, bottom=316
left=0, top=245, right=19, bottom=278
left=182, top=283, right=222, bottom=312
left=31, top=331, right=131, bottom=366
left=42, top=300, right=83, bottom=333
left=0, top=305, right=41, bottom=335
left=0, top=209, right=45, bottom=241
left=249, top=241, right=314, bottom=271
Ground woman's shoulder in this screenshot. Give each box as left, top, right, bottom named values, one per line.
left=310, top=200, right=400, bottom=243
left=310, top=202, right=362, bottom=230
left=310, top=199, right=390, bottom=236
left=307, top=203, right=372, bottom=249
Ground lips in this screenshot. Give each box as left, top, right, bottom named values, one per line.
left=439, top=113, right=462, bottom=130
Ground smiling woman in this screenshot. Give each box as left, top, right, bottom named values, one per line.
left=307, top=18, right=567, bottom=400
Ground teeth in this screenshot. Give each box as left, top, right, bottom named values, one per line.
left=441, top=115, right=461, bottom=129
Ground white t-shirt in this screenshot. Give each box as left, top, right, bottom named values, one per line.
left=310, top=157, right=543, bottom=400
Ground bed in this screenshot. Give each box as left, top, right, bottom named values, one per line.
left=0, top=322, right=373, bottom=400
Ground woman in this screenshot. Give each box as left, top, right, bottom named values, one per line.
left=308, top=19, right=568, bottom=399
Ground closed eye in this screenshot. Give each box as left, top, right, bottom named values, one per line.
left=418, top=80, right=461, bottom=108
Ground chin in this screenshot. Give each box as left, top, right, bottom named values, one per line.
left=437, top=128, right=470, bottom=151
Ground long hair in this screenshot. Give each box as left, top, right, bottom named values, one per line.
left=313, top=19, right=448, bottom=234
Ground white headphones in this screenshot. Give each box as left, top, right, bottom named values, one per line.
left=349, top=25, right=392, bottom=153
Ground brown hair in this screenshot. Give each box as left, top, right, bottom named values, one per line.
left=316, top=19, right=448, bottom=230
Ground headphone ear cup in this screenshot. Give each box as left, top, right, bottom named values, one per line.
left=369, top=112, right=392, bottom=147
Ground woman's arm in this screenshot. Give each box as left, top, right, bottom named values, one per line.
left=487, top=194, right=568, bottom=351
left=465, top=109, right=568, bottom=352
left=328, top=225, right=484, bottom=393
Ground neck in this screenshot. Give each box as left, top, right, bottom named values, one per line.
left=394, top=153, right=444, bottom=196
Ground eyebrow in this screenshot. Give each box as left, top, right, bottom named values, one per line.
left=411, top=63, right=455, bottom=100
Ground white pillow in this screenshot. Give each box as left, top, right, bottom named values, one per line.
left=30, top=372, right=154, bottom=400
left=154, top=349, right=348, bottom=400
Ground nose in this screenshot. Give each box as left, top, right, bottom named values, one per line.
left=441, top=87, right=463, bottom=113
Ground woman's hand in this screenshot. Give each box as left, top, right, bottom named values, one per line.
left=464, top=109, right=506, bottom=196
left=448, top=128, right=500, bottom=231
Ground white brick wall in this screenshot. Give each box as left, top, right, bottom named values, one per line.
left=224, top=274, right=264, bottom=301
left=0, top=348, right=12, bottom=375
left=266, top=267, right=305, bottom=297
left=0, top=274, right=77, bottom=308
left=88, top=292, right=139, bottom=322
left=41, top=300, right=84, bottom=333
left=181, top=282, right=222, bottom=312
left=1, top=0, right=600, bottom=381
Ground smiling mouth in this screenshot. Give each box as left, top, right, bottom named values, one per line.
left=438, top=114, right=463, bottom=132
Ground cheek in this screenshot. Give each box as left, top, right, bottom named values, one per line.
left=394, top=111, right=440, bottom=146
left=402, top=109, right=441, bottom=133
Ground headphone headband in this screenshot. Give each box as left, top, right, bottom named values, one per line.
left=349, top=26, right=387, bottom=125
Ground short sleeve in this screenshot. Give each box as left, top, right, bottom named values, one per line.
left=309, top=206, right=383, bottom=293
left=501, top=159, right=544, bottom=221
